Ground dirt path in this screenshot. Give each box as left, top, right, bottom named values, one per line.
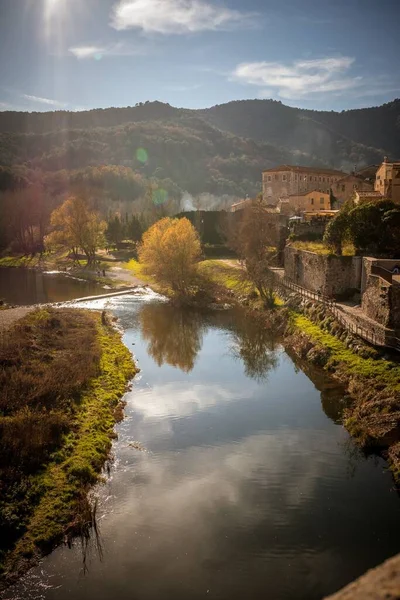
left=0, top=307, right=33, bottom=332
left=107, top=265, right=144, bottom=287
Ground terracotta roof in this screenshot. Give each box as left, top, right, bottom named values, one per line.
left=287, top=189, right=330, bottom=198
left=335, top=173, right=371, bottom=183
left=262, top=164, right=346, bottom=176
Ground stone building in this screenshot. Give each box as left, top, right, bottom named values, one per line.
left=333, top=173, right=374, bottom=207
left=374, top=157, right=400, bottom=203
left=262, top=165, right=346, bottom=205
left=280, top=190, right=331, bottom=215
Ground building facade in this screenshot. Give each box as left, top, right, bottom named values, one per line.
left=279, top=190, right=331, bottom=215
left=333, top=174, right=374, bottom=207
left=374, top=158, right=400, bottom=203
left=262, top=165, right=346, bottom=205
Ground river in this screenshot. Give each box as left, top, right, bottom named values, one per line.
left=3, top=284, right=400, bottom=600
left=0, top=267, right=104, bottom=305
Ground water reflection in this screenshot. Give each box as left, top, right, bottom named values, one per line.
left=0, top=268, right=104, bottom=305
left=229, top=313, right=279, bottom=381
left=4, top=298, right=400, bottom=600
left=139, top=303, right=205, bottom=372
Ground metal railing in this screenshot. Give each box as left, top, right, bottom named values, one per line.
left=273, top=274, right=400, bottom=352
left=371, top=265, right=394, bottom=284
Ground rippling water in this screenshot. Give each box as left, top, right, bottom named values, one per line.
left=4, top=292, right=400, bottom=600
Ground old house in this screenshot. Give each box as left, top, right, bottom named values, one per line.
left=374, top=157, right=400, bottom=203
left=262, top=165, right=346, bottom=205
left=278, top=190, right=331, bottom=215
left=333, top=173, right=374, bottom=207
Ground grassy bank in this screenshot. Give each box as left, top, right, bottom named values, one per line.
left=284, top=304, right=400, bottom=477
left=0, top=308, right=135, bottom=585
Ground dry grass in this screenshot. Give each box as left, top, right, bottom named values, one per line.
left=0, top=308, right=135, bottom=582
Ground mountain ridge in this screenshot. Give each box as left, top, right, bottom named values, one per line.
left=0, top=98, right=398, bottom=197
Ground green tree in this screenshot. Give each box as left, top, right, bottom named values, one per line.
left=126, top=214, right=144, bottom=242
left=106, top=215, right=125, bottom=247
left=323, top=210, right=350, bottom=255
left=347, top=200, right=396, bottom=255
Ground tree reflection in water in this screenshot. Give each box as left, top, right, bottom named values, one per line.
left=139, top=303, right=205, bottom=373
left=229, top=313, right=279, bottom=382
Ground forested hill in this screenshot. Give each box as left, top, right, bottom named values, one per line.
left=0, top=98, right=398, bottom=197
left=199, top=99, right=400, bottom=163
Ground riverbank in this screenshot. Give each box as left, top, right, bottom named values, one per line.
left=202, top=259, right=400, bottom=481
left=0, top=308, right=136, bottom=589
left=0, top=251, right=145, bottom=290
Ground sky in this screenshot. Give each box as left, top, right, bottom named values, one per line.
left=0, top=0, right=399, bottom=113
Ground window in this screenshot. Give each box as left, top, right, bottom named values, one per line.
left=320, top=198, right=324, bottom=204
left=310, top=198, right=314, bottom=205
left=322, top=177, right=325, bottom=182
left=341, top=184, right=345, bottom=192
left=304, top=176, right=308, bottom=182
left=294, top=174, right=298, bottom=181
left=319, top=177, right=322, bottom=182
left=282, top=175, right=287, bottom=181
left=267, top=175, right=272, bottom=182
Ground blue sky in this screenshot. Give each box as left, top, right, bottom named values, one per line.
left=0, top=0, right=399, bottom=112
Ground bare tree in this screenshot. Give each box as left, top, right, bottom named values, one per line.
left=233, top=199, right=278, bottom=307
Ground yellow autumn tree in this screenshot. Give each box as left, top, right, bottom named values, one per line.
left=45, top=195, right=106, bottom=265
left=138, top=217, right=201, bottom=295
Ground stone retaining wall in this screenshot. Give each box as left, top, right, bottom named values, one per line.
left=284, top=247, right=362, bottom=299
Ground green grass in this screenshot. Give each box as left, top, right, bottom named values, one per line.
left=291, top=312, right=400, bottom=391
left=199, top=260, right=251, bottom=292
left=199, top=260, right=284, bottom=307
left=0, top=255, right=45, bottom=268
left=123, top=258, right=153, bottom=282
left=291, top=241, right=356, bottom=256
left=0, top=309, right=135, bottom=580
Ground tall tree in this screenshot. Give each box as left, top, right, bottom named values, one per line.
left=46, top=195, right=106, bottom=264
left=233, top=199, right=278, bottom=307
left=138, top=217, right=201, bottom=296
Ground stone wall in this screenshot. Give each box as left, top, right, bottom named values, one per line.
left=284, top=247, right=362, bottom=299
left=361, top=260, right=400, bottom=332
left=290, top=221, right=326, bottom=240
left=361, top=275, right=391, bottom=328
left=392, top=285, right=400, bottom=331
left=362, top=257, right=400, bottom=292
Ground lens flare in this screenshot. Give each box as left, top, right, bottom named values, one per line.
left=136, top=148, right=148, bottom=163
left=153, top=188, right=168, bottom=206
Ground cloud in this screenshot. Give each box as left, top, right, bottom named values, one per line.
left=69, top=41, right=145, bottom=59
left=22, top=94, right=68, bottom=108
left=165, top=83, right=202, bottom=92
left=232, top=56, right=361, bottom=100
left=110, top=0, right=255, bottom=34
left=69, top=45, right=105, bottom=59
